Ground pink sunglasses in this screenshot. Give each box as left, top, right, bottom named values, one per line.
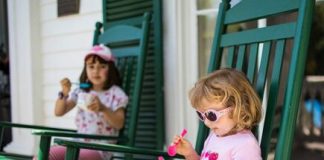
left=196, top=107, right=233, bottom=122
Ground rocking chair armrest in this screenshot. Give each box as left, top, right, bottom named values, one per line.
left=54, top=138, right=185, bottom=159
left=32, top=130, right=127, bottom=142
left=0, top=121, right=75, bottom=132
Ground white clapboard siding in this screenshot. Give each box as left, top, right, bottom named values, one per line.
left=42, top=32, right=94, bottom=53
left=43, top=81, right=81, bottom=102
left=43, top=67, right=82, bottom=84
left=41, top=0, right=101, bottom=22
left=41, top=0, right=55, bottom=5
left=40, top=0, right=102, bottom=128
left=44, top=101, right=77, bottom=118
left=41, top=13, right=102, bottom=37
left=43, top=50, right=85, bottom=69
left=46, top=116, right=77, bottom=129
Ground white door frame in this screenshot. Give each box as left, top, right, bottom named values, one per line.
left=163, top=0, right=199, bottom=145
left=5, top=0, right=42, bottom=155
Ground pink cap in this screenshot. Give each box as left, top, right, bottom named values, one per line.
left=85, top=44, right=115, bottom=62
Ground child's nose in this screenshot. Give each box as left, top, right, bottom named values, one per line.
left=93, top=67, right=100, bottom=73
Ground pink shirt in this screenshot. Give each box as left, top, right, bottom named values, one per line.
left=200, top=130, right=261, bottom=160
left=70, top=85, right=128, bottom=159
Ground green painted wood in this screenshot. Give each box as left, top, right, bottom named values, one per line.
left=103, top=0, right=165, bottom=151
left=0, top=122, right=75, bottom=132
left=59, top=12, right=152, bottom=160
left=221, top=22, right=296, bottom=47
left=255, top=42, right=271, bottom=98
left=275, top=0, right=315, bottom=159
left=202, top=0, right=314, bottom=159
left=207, top=0, right=230, bottom=72
left=92, top=22, right=103, bottom=45
left=32, top=130, right=125, bottom=141
left=0, top=121, right=76, bottom=159
left=55, top=138, right=184, bottom=159
left=260, top=39, right=285, bottom=159
left=65, top=146, right=79, bottom=160
left=246, top=43, right=258, bottom=83
left=226, top=46, right=235, bottom=67
left=54, top=0, right=314, bottom=159
left=104, top=0, right=153, bottom=21
left=152, top=0, right=165, bottom=149
left=0, top=153, right=32, bottom=160
left=37, top=136, right=51, bottom=160
left=99, top=25, right=142, bottom=44
left=236, top=45, right=246, bottom=71
left=225, top=0, right=299, bottom=24
left=108, top=47, right=140, bottom=57
left=107, top=2, right=152, bottom=15
left=196, top=0, right=231, bottom=154
left=104, top=16, right=144, bottom=29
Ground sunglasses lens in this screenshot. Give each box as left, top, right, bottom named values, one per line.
left=196, top=111, right=204, bottom=121
left=206, top=111, right=217, bottom=121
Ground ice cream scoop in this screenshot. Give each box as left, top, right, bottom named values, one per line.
left=167, top=129, right=187, bottom=156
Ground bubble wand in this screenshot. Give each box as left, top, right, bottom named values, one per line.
left=167, top=129, right=187, bottom=156
left=72, top=82, right=91, bottom=89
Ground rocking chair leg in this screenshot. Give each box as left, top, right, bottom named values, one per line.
left=65, top=146, right=79, bottom=160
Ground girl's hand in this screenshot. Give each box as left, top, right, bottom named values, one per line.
left=60, top=78, right=71, bottom=96
left=87, top=96, right=104, bottom=112
left=172, top=135, right=196, bottom=157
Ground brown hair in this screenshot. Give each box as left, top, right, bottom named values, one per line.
left=79, top=55, right=121, bottom=92
left=189, top=68, right=262, bottom=131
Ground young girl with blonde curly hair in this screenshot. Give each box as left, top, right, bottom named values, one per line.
left=172, top=68, right=262, bottom=160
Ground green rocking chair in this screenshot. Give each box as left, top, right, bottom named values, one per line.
left=0, top=12, right=151, bottom=160
left=54, top=0, right=315, bottom=159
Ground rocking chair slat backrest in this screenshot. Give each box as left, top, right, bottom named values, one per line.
left=196, top=0, right=314, bottom=159
left=93, top=12, right=151, bottom=147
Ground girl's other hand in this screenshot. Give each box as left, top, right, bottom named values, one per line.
left=60, top=78, right=71, bottom=95
left=88, top=96, right=104, bottom=112
left=172, top=135, right=195, bottom=157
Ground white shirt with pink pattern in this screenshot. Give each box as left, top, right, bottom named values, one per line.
left=70, top=85, right=128, bottom=159
left=200, top=130, right=262, bottom=160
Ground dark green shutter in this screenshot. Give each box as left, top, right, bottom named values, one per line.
left=102, top=0, right=164, bottom=150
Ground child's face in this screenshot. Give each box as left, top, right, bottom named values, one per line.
left=196, top=98, right=236, bottom=136
left=85, top=57, right=109, bottom=90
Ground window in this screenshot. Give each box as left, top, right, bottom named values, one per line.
left=196, top=0, right=220, bottom=77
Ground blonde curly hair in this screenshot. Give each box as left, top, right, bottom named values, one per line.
left=189, top=68, right=262, bottom=131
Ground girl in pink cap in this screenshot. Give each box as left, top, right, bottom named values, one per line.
left=49, top=44, right=128, bottom=160
left=171, top=68, right=262, bottom=160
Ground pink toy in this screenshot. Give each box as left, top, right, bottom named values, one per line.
left=167, top=129, right=188, bottom=156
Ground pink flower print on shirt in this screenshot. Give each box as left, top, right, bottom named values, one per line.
left=98, top=126, right=103, bottom=134
left=205, top=152, right=209, bottom=158
left=111, top=95, right=116, bottom=106
left=116, top=98, right=122, bottom=105
left=208, top=152, right=218, bottom=160
left=201, top=151, right=218, bottom=160
left=106, top=126, right=112, bottom=131
left=90, top=113, right=95, bottom=118
left=88, top=120, right=94, bottom=124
